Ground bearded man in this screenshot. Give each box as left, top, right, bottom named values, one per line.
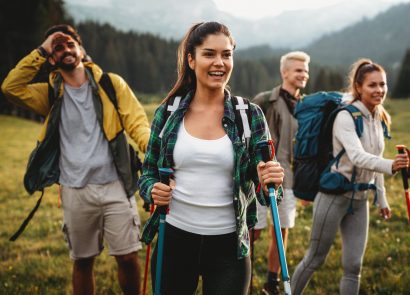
left=2, top=24, right=150, bottom=295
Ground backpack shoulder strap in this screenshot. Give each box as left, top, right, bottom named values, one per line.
left=343, top=104, right=364, bottom=138
left=99, top=72, right=118, bottom=108
left=345, top=104, right=390, bottom=139
left=231, top=96, right=252, bottom=149
left=47, top=73, right=63, bottom=110
left=99, top=72, right=127, bottom=131
left=48, top=83, right=55, bottom=109
left=159, top=96, right=182, bottom=139
left=321, top=104, right=363, bottom=173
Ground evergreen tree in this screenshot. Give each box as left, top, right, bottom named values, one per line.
left=313, top=69, right=328, bottom=92
left=393, top=48, right=410, bottom=99
left=231, top=60, right=270, bottom=97
left=312, top=68, right=344, bottom=92
left=0, top=0, right=73, bottom=117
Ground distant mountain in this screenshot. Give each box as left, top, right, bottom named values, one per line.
left=305, top=3, right=410, bottom=70
left=65, top=0, right=400, bottom=49
left=65, top=0, right=234, bottom=41
left=238, top=3, right=410, bottom=72
left=240, top=0, right=395, bottom=49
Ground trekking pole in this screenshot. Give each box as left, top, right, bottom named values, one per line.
left=250, top=228, right=255, bottom=295
left=257, top=140, right=292, bottom=295
left=396, top=145, right=410, bottom=222
left=154, top=167, right=174, bottom=295
left=142, top=203, right=155, bottom=295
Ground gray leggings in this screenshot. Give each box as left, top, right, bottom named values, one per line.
left=291, top=192, right=369, bottom=295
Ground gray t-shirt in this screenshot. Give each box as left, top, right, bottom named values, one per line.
left=59, top=81, right=118, bottom=187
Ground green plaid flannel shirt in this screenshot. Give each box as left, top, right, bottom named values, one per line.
left=138, top=90, right=282, bottom=259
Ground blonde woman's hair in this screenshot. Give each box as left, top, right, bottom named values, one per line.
left=347, top=58, right=391, bottom=128
left=280, top=51, right=310, bottom=72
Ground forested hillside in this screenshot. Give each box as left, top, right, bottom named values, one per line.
left=306, top=3, right=410, bottom=69
left=1, top=0, right=409, bottom=120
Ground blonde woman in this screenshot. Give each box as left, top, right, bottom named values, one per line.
left=291, top=59, right=409, bottom=295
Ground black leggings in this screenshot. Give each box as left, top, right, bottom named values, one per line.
left=151, top=223, right=251, bottom=295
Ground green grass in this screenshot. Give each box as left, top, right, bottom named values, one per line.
left=0, top=99, right=409, bottom=294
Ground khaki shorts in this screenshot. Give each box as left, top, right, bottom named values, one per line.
left=255, top=188, right=297, bottom=229
left=61, top=180, right=142, bottom=260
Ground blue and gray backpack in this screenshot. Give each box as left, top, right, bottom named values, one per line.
left=292, top=91, right=390, bottom=204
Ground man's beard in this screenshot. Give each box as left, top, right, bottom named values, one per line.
left=55, top=52, right=81, bottom=71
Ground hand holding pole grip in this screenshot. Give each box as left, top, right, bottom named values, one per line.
left=396, top=145, right=410, bottom=222
left=158, top=168, right=174, bottom=215
left=256, top=140, right=275, bottom=189
left=396, top=145, right=409, bottom=189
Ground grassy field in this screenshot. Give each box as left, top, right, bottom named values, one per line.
left=0, top=99, right=409, bottom=294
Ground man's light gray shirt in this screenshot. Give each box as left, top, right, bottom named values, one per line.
left=59, top=81, right=118, bottom=187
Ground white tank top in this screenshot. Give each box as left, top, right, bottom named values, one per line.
left=166, top=118, right=236, bottom=235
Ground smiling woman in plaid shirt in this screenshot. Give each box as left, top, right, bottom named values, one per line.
left=138, top=21, right=284, bottom=295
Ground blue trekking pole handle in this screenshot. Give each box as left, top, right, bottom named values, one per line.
left=154, top=167, right=173, bottom=295
left=257, top=140, right=292, bottom=295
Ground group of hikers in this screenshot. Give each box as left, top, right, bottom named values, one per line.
left=2, top=21, right=409, bottom=295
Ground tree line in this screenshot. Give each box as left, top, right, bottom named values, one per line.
left=76, top=22, right=351, bottom=98
left=1, top=0, right=409, bottom=119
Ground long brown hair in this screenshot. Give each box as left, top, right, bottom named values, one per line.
left=163, top=21, right=236, bottom=103
left=347, top=58, right=391, bottom=128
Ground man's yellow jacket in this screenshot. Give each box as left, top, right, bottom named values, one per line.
left=2, top=49, right=150, bottom=197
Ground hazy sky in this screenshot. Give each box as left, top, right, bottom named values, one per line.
left=214, top=0, right=342, bottom=18
left=67, top=0, right=410, bottom=19
left=213, top=0, right=410, bottom=19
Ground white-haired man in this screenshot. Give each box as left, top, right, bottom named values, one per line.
left=252, top=51, right=310, bottom=295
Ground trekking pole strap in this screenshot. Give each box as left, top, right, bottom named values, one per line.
left=9, top=190, right=45, bottom=241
